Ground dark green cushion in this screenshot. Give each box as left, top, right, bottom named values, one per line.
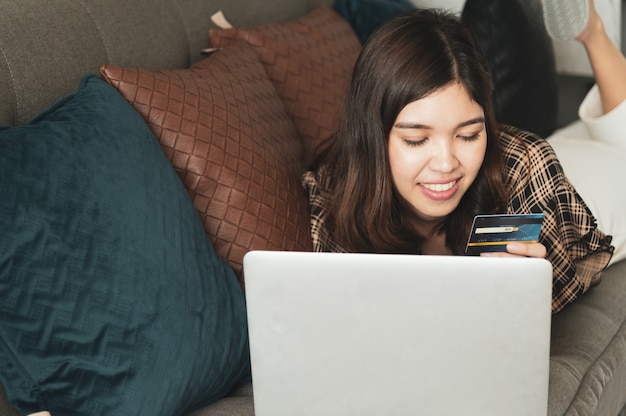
left=0, top=75, right=250, bottom=415
left=333, top=0, right=416, bottom=44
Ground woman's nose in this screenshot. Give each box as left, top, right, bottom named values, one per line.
left=429, top=142, right=459, bottom=172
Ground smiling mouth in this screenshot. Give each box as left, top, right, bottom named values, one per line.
left=421, top=180, right=457, bottom=192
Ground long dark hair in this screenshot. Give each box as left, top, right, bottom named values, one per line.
left=317, top=8, right=508, bottom=254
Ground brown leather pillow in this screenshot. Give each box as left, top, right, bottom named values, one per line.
left=100, top=41, right=312, bottom=284
left=208, top=4, right=362, bottom=167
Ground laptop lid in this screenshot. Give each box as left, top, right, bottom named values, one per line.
left=243, top=251, right=553, bottom=416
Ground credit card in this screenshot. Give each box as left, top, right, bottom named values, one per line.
left=465, top=213, right=545, bottom=255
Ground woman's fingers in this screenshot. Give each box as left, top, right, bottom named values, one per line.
left=480, top=243, right=547, bottom=258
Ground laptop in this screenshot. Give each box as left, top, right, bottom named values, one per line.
left=242, top=251, right=553, bottom=416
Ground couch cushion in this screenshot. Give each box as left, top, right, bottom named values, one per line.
left=187, top=382, right=254, bottom=416
left=549, top=259, right=626, bottom=415
left=461, top=0, right=558, bottom=138
left=100, top=41, right=312, bottom=284
left=0, top=75, right=250, bottom=415
left=0, top=0, right=322, bottom=127
left=547, top=121, right=626, bottom=266
left=208, top=4, right=362, bottom=167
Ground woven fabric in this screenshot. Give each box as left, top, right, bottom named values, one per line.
left=208, top=4, right=362, bottom=167
left=101, top=41, right=313, bottom=284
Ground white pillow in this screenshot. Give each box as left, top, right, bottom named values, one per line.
left=547, top=120, right=626, bottom=265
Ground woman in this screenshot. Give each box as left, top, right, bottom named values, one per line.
left=302, top=7, right=614, bottom=313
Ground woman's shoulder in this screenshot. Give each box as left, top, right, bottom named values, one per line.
left=497, top=124, right=561, bottom=178
left=498, top=124, right=571, bottom=214
left=498, top=124, right=556, bottom=156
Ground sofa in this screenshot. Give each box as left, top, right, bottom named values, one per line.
left=0, top=0, right=625, bottom=415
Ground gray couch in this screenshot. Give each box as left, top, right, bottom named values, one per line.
left=1, top=0, right=625, bottom=415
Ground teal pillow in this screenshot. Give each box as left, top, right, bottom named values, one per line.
left=333, top=0, right=416, bottom=43
left=0, top=75, right=250, bottom=415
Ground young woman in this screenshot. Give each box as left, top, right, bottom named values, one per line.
left=302, top=7, right=614, bottom=313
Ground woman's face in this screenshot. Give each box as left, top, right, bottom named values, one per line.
left=388, top=82, right=487, bottom=227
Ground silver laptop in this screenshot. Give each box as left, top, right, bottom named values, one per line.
left=243, top=251, right=553, bottom=416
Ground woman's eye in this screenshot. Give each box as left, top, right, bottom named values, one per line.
left=403, top=138, right=427, bottom=147
left=459, top=133, right=480, bottom=142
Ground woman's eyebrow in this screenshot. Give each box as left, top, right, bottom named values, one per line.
left=393, top=121, right=431, bottom=129
left=457, top=117, right=485, bottom=128
left=393, top=116, right=485, bottom=130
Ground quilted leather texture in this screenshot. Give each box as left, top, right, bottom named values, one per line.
left=101, top=41, right=313, bottom=284
left=208, top=4, right=362, bottom=167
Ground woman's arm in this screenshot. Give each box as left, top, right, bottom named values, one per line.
left=577, top=0, right=626, bottom=114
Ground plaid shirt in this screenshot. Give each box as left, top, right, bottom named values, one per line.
left=301, top=125, right=614, bottom=313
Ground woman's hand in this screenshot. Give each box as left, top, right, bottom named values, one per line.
left=480, top=242, right=547, bottom=259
